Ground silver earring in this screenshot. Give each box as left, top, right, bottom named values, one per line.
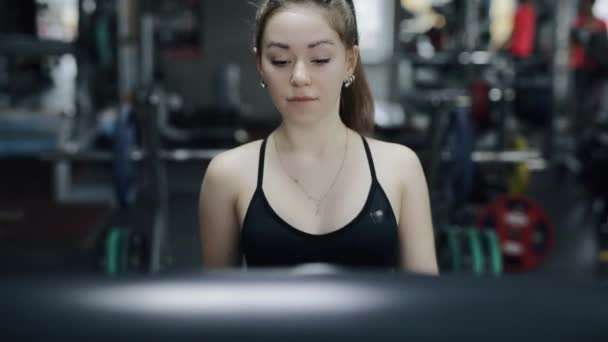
left=344, top=75, right=355, bottom=88
left=260, top=80, right=267, bottom=88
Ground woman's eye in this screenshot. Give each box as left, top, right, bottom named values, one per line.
left=271, top=60, right=289, bottom=66
left=313, top=59, right=331, bottom=64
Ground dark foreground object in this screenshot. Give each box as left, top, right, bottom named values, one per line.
left=1, top=270, right=606, bottom=341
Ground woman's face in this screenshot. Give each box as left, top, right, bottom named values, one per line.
left=258, top=4, right=357, bottom=124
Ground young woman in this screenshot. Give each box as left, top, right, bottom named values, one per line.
left=199, top=0, right=438, bottom=274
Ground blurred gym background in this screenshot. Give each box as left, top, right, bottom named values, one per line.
left=1, top=0, right=608, bottom=278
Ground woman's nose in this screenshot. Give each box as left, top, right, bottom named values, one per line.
left=290, top=61, right=311, bottom=87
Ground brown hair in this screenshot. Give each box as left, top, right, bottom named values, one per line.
left=253, top=0, right=374, bottom=134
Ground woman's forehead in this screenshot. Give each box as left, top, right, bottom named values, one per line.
left=262, top=5, right=342, bottom=49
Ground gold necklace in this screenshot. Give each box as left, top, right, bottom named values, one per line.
left=273, top=128, right=349, bottom=216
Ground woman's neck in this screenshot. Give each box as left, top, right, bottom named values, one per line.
left=275, top=116, right=348, bottom=157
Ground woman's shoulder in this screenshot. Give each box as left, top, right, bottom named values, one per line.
left=204, top=139, right=265, bottom=183
left=212, top=139, right=264, bottom=164
left=364, top=136, right=426, bottom=187
left=365, top=136, right=421, bottom=166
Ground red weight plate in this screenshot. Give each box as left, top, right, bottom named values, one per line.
left=478, top=195, right=554, bottom=272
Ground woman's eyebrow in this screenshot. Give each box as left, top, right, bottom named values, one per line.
left=266, top=42, right=290, bottom=50
left=308, top=39, right=335, bottom=48
left=266, top=39, right=335, bottom=50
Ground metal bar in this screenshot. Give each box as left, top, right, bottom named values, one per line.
left=471, top=150, right=547, bottom=170
left=0, top=34, right=75, bottom=56
left=117, top=0, right=139, bottom=99
left=471, top=150, right=542, bottom=163
left=464, top=0, right=480, bottom=52
left=145, top=89, right=169, bottom=274
left=43, top=148, right=543, bottom=166
left=549, top=0, right=576, bottom=161
left=140, top=14, right=155, bottom=88
left=41, top=148, right=224, bottom=162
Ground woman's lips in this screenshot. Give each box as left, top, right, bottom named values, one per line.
left=288, top=96, right=317, bottom=102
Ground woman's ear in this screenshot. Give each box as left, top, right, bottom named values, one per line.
left=253, top=47, right=263, bottom=77
left=346, top=45, right=359, bottom=76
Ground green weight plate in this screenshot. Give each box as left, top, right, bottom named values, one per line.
left=437, top=228, right=463, bottom=273
left=105, top=228, right=122, bottom=275
left=119, top=229, right=130, bottom=274
left=483, top=229, right=503, bottom=275
left=463, top=228, right=484, bottom=275
left=448, top=229, right=463, bottom=272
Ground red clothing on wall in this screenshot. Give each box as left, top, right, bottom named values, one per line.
left=571, top=16, right=607, bottom=69
left=510, top=3, right=537, bottom=58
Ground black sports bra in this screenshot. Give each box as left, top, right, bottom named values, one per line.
left=241, top=135, right=400, bottom=268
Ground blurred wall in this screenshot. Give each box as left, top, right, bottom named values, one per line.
left=160, top=1, right=277, bottom=119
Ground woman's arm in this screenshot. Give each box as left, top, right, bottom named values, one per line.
left=396, top=148, right=439, bottom=275
left=198, top=154, right=241, bottom=269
